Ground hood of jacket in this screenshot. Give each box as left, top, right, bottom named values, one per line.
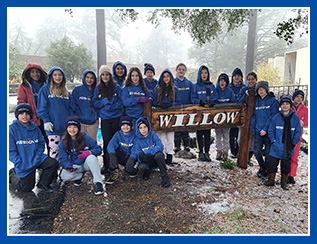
left=46, top=66, right=66, bottom=84
left=12, top=119, right=38, bottom=131
left=135, top=117, right=152, bottom=139
left=196, top=65, right=211, bottom=85
left=82, top=69, right=97, bottom=90
left=112, top=61, right=127, bottom=80
left=22, top=63, right=47, bottom=86
left=216, top=73, right=230, bottom=89
left=158, top=68, right=175, bottom=84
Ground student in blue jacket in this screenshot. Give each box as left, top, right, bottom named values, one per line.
left=215, top=73, right=235, bottom=161
left=93, top=65, right=123, bottom=174
left=143, top=63, right=158, bottom=96
left=59, top=116, right=104, bottom=195
left=106, top=116, right=135, bottom=185
left=71, top=69, right=99, bottom=141
left=126, top=117, right=170, bottom=188
left=37, top=66, right=72, bottom=161
left=173, top=63, right=194, bottom=152
left=122, top=67, right=150, bottom=124
left=9, top=103, right=59, bottom=193
left=250, top=80, right=279, bottom=180
left=191, top=65, right=218, bottom=162
left=264, top=95, right=301, bottom=190
left=112, top=61, right=127, bottom=88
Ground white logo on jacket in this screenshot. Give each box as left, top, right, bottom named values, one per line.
left=16, top=138, right=39, bottom=145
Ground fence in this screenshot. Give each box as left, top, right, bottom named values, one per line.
left=269, top=84, right=309, bottom=106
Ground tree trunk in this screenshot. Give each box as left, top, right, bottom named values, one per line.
left=245, top=9, right=257, bottom=75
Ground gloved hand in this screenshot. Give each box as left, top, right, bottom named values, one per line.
left=138, top=97, right=150, bottom=103
left=246, top=88, right=256, bottom=96
left=78, top=150, right=91, bottom=159
left=159, top=103, right=172, bottom=109
left=199, top=100, right=209, bottom=108
left=208, top=100, right=217, bottom=107
left=66, top=167, right=78, bottom=173
left=44, top=122, right=54, bottom=132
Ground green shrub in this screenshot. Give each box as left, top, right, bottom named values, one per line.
left=220, top=159, right=237, bottom=169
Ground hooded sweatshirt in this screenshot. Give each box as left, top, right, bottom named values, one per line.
left=291, top=103, right=308, bottom=138
left=191, top=65, right=218, bottom=104
left=58, top=132, right=102, bottom=169
left=17, top=63, right=47, bottom=126
left=236, top=85, right=254, bottom=103
left=144, top=77, right=158, bottom=95
left=174, top=76, right=194, bottom=105
left=37, top=67, right=72, bottom=135
left=216, top=74, right=236, bottom=104
left=130, top=117, right=164, bottom=161
left=70, top=69, right=98, bottom=125
left=112, top=61, right=127, bottom=88
left=122, top=83, right=150, bottom=119
left=9, top=120, right=48, bottom=178
left=152, top=69, right=181, bottom=106
left=107, top=129, right=136, bottom=156
left=268, top=110, right=301, bottom=159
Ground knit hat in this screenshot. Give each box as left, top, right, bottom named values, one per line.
left=292, top=89, right=305, bottom=101
left=65, top=116, right=81, bottom=131
left=119, top=115, right=133, bottom=128
left=15, top=103, right=33, bottom=119
left=218, top=73, right=230, bottom=87
left=144, top=63, right=155, bottom=75
left=99, top=65, right=112, bottom=77
left=137, top=117, right=150, bottom=129
left=280, top=95, right=292, bottom=106
left=255, top=80, right=269, bottom=93
left=232, top=67, right=243, bottom=78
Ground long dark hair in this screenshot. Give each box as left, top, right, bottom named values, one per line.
left=98, top=72, right=116, bottom=100
left=247, top=71, right=258, bottom=80
left=63, top=129, right=86, bottom=154
left=124, top=67, right=148, bottom=96
left=157, top=71, right=175, bottom=103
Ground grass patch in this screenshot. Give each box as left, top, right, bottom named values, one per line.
left=220, top=159, right=237, bottom=170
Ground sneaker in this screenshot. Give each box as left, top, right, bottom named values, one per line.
left=256, top=169, right=268, bottom=180
left=198, top=152, right=206, bottom=161
left=161, top=175, right=170, bottom=188
left=73, top=178, right=82, bottom=187
left=204, top=153, right=211, bottom=162
left=105, top=168, right=119, bottom=185
left=37, top=183, right=53, bottom=193
left=129, top=173, right=137, bottom=178
left=230, top=153, right=238, bottom=159
left=94, top=182, right=104, bottom=195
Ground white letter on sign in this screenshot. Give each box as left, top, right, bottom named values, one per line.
left=160, top=114, right=173, bottom=127
left=187, top=113, right=199, bottom=126
left=201, top=113, right=212, bottom=125
left=172, top=114, right=186, bottom=127
left=227, top=111, right=239, bottom=123
left=213, top=112, right=226, bottom=124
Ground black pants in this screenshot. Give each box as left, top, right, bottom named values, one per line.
left=197, top=130, right=211, bottom=154
left=101, top=117, right=120, bottom=170
left=39, top=119, right=50, bottom=155
left=174, top=131, right=190, bottom=143
left=229, top=127, right=239, bottom=156
left=267, top=155, right=291, bottom=175
left=139, top=152, right=168, bottom=178
left=109, top=149, right=129, bottom=170
left=10, top=157, right=59, bottom=192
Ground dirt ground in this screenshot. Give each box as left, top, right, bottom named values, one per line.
left=52, top=139, right=309, bottom=235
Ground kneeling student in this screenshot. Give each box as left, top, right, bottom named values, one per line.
left=106, top=115, right=135, bottom=184
left=126, top=117, right=170, bottom=188
left=59, top=116, right=104, bottom=195
left=264, top=95, right=301, bottom=190
left=9, top=103, right=59, bottom=193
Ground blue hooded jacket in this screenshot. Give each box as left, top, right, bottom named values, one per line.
left=112, top=61, right=127, bottom=88
left=191, top=65, right=218, bottom=104
left=216, top=73, right=236, bottom=103
left=37, top=66, right=72, bottom=135
left=58, top=132, right=102, bottom=169
left=144, top=77, right=158, bottom=96
left=107, top=129, right=136, bottom=156
left=174, top=76, right=194, bottom=105
left=268, top=110, right=301, bottom=159
left=122, top=83, right=150, bottom=119
left=130, top=117, right=164, bottom=161
left=70, top=69, right=98, bottom=125
left=152, top=69, right=181, bottom=106
left=9, top=120, right=48, bottom=178
left=236, top=85, right=252, bottom=103
left=250, top=93, right=279, bottom=134
left=92, top=84, right=123, bottom=120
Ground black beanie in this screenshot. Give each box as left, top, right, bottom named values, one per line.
left=65, top=116, right=81, bottom=131
left=137, top=117, right=150, bottom=129
left=218, top=73, right=230, bottom=87
left=232, top=67, right=243, bottom=78
left=119, top=115, right=133, bottom=127
left=15, top=103, right=33, bottom=119
left=292, top=89, right=305, bottom=101
left=144, top=63, right=155, bottom=75
left=280, top=95, right=292, bottom=106
left=255, top=80, right=269, bottom=93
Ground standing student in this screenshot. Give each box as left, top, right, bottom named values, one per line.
left=250, top=81, right=279, bottom=180
left=152, top=69, right=181, bottom=165
left=144, top=63, right=158, bottom=96
left=59, top=116, right=104, bottom=195
left=112, top=61, right=127, bottom=88
left=264, top=95, right=301, bottom=190
left=37, top=66, right=72, bottom=160
left=215, top=73, right=235, bottom=161
left=122, top=67, right=150, bottom=125
left=92, top=65, right=123, bottom=174
left=9, top=103, right=59, bottom=193
left=17, top=63, right=49, bottom=152
left=173, top=63, right=194, bottom=152
left=229, top=67, right=245, bottom=158
left=289, top=89, right=308, bottom=184
left=191, top=65, right=218, bottom=162
left=71, top=69, right=99, bottom=141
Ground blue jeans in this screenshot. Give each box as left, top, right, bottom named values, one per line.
left=253, top=133, right=271, bottom=170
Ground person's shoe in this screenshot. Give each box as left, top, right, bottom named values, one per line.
left=288, top=176, right=296, bottom=184
left=216, top=151, right=222, bottom=160
left=281, top=174, right=290, bottom=190
left=222, top=152, right=228, bottom=161
left=230, top=153, right=238, bottom=159
left=9, top=168, right=16, bottom=183
left=105, top=168, right=120, bottom=185
left=129, top=173, right=137, bottom=178
left=37, top=183, right=53, bottom=193
left=161, top=175, right=170, bottom=188
left=247, top=160, right=254, bottom=166
left=198, top=152, right=206, bottom=161
left=257, top=168, right=267, bottom=179
left=184, top=146, right=190, bottom=152
left=94, top=182, right=104, bottom=195
left=264, top=173, right=276, bottom=186
left=165, top=154, right=173, bottom=165
left=73, top=178, right=82, bottom=187
left=204, top=153, right=211, bottom=162
left=142, top=169, right=151, bottom=180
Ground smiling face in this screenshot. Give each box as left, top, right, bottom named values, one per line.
left=293, top=94, right=304, bottom=107
left=67, top=125, right=79, bottom=139
left=115, top=64, right=125, bottom=77
left=18, top=112, right=30, bottom=126
left=29, top=68, right=41, bottom=82
left=138, top=123, right=149, bottom=137
left=52, top=70, right=63, bottom=84
left=121, top=124, right=131, bottom=135
left=163, top=72, right=172, bottom=85
left=85, top=72, right=95, bottom=89
left=233, top=74, right=242, bottom=86
left=101, top=72, right=111, bottom=84
left=257, top=87, right=267, bottom=98
left=281, top=102, right=291, bottom=115
left=131, top=71, right=140, bottom=85
left=176, top=65, right=186, bottom=80
left=247, top=75, right=257, bottom=88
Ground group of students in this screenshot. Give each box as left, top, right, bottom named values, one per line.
left=9, top=61, right=308, bottom=195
